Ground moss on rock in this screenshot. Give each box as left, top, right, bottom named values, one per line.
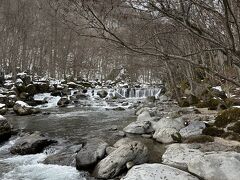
left=202, top=127, right=224, bottom=137
left=221, top=132, right=240, bottom=141
left=214, top=108, right=240, bottom=128
left=227, top=121, right=240, bottom=134
left=184, top=135, right=214, bottom=143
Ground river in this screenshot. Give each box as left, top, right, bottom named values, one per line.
left=0, top=101, right=165, bottom=180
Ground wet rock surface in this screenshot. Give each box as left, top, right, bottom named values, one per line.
left=10, top=131, right=56, bottom=155
left=76, top=138, right=108, bottom=170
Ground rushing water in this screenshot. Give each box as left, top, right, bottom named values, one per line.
left=0, top=102, right=165, bottom=180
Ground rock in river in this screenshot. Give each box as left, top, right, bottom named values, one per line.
left=10, top=131, right=56, bottom=155
left=13, top=101, right=40, bottom=116
left=76, top=138, right=108, bottom=170
left=44, top=144, right=82, bottom=166
left=93, top=139, right=149, bottom=179
left=121, top=163, right=199, bottom=180
left=0, top=115, right=11, bottom=142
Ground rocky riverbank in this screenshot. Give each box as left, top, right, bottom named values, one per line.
left=1, top=71, right=240, bottom=179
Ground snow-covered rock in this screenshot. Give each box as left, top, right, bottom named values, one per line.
left=121, top=164, right=199, bottom=180
left=13, top=101, right=38, bottom=116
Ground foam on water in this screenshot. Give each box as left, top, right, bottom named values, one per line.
left=2, top=163, right=87, bottom=180
left=34, top=93, right=61, bottom=109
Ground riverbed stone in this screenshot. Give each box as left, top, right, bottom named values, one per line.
left=13, top=101, right=36, bottom=116
left=179, top=120, right=206, bottom=138
left=10, top=131, right=56, bottom=155
left=93, top=140, right=148, bottom=179
left=57, top=96, right=70, bottom=107
left=123, top=121, right=154, bottom=134
left=0, top=103, right=7, bottom=115
left=153, top=117, right=185, bottom=143
left=0, top=115, right=11, bottom=142
left=76, top=138, right=108, bottom=170
left=162, top=142, right=240, bottom=180
left=162, top=144, right=203, bottom=170
left=43, top=145, right=82, bottom=166
left=188, top=151, right=240, bottom=180
left=121, top=164, right=199, bottom=180
left=97, top=90, right=108, bottom=98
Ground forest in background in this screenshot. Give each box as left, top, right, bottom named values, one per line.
left=1, top=0, right=240, bottom=102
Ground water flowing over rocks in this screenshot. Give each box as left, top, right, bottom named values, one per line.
left=121, top=164, right=199, bottom=180
left=10, top=131, right=56, bottom=155
left=93, top=139, right=149, bottom=179
left=44, top=144, right=82, bottom=166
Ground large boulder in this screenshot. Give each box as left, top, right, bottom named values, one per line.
left=179, top=121, right=206, bottom=138
left=25, top=84, right=37, bottom=96
left=189, top=151, right=240, bottom=180
left=76, top=138, right=108, bottom=170
left=17, top=72, right=32, bottom=85
left=153, top=117, right=185, bottom=143
left=93, top=140, right=148, bottom=179
left=57, top=96, right=71, bottom=107
left=123, top=121, right=154, bottom=134
left=121, top=164, right=199, bottom=180
left=0, top=103, right=7, bottom=115
left=162, top=142, right=240, bottom=180
left=43, top=144, right=82, bottom=166
left=0, top=115, right=11, bottom=142
left=10, top=132, right=56, bottom=155
left=123, top=110, right=155, bottom=134
left=97, top=90, right=108, bottom=98
left=13, top=101, right=38, bottom=116
left=162, top=144, right=203, bottom=170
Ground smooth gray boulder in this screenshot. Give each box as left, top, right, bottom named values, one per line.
left=10, top=131, right=56, bottom=155
left=123, top=121, right=154, bottom=134
left=188, top=151, right=240, bottom=180
left=76, top=138, right=108, bottom=170
left=162, top=144, right=203, bottom=170
left=163, top=143, right=240, bottom=180
left=44, top=145, right=82, bottom=166
left=0, top=115, right=11, bottom=142
left=93, top=140, right=149, bottom=179
left=153, top=117, right=185, bottom=143
left=121, top=164, right=199, bottom=180
left=180, top=121, right=206, bottom=138
left=136, top=110, right=152, bottom=121
left=13, top=101, right=38, bottom=116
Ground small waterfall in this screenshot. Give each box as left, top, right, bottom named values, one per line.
left=114, top=88, right=161, bottom=98
left=89, top=87, right=162, bottom=99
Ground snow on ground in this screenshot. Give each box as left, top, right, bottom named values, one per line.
left=212, top=86, right=223, bottom=91
left=0, top=103, right=5, bottom=108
